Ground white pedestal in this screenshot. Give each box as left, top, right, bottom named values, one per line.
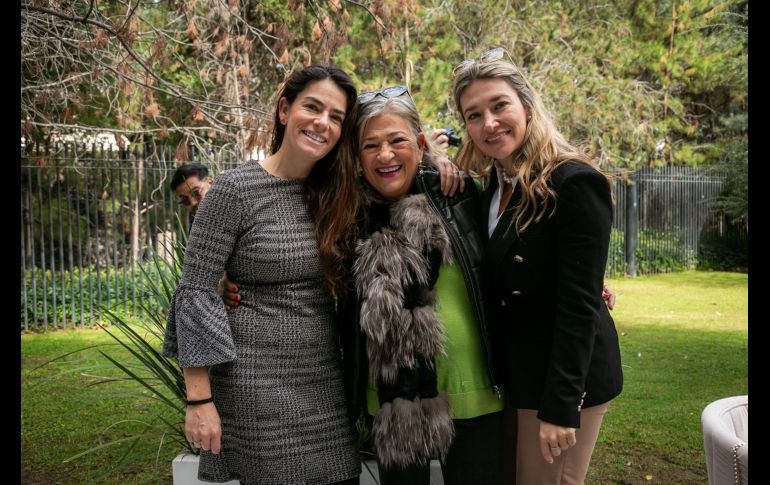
left=172, top=452, right=240, bottom=485
left=360, top=459, right=444, bottom=485
left=172, top=453, right=444, bottom=485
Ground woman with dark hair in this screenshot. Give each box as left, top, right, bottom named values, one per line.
left=163, top=64, right=362, bottom=485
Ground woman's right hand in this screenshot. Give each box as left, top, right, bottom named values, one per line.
left=218, top=271, right=240, bottom=309
left=186, top=402, right=222, bottom=454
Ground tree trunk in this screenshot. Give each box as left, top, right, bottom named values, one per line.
left=131, top=149, right=143, bottom=262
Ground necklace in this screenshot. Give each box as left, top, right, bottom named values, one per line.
left=501, top=170, right=516, bottom=185
left=495, top=161, right=517, bottom=185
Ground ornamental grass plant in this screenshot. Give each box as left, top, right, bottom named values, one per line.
left=23, top=218, right=196, bottom=482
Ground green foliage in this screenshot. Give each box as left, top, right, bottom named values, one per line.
left=21, top=262, right=179, bottom=330
left=697, top=227, right=748, bottom=272
left=606, top=230, right=628, bottom=277
left=621, top=0, right=747, bottom=167
left=606, top=228, right=700, bottom=276
left=636, top=229, right=699, bottom=273
left=331, top=0, right=748, bottom=172
left=705, top=113, right=748, bottom=224
left=23, top=0, right=747, bottom=173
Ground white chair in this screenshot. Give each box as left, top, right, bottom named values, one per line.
left=702, top=395, right=748, bottom=484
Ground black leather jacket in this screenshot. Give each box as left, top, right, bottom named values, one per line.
left=338, top=169, right=499, bottom=423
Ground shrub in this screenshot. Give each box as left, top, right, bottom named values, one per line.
left=697, top=228, right=748, bottom=272
left=606, top=228, right=698, bottom=276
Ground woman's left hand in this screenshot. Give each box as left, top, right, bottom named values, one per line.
left=539, top=421, right=577, bottom=463
left=602, top=284, right=616, bottom=310
left=218, top=272, right=240, bottom=310
left=435, top=156, right=465, bottom=196
left=429, top=128, right=450, bottom=155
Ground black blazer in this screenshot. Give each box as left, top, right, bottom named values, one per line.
left=483, top=161, right=623, bottom=428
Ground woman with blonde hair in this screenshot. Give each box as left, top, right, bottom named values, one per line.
left=452, top=49, right=623, bottom=484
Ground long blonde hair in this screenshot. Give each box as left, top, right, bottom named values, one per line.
left=452, top=58, right=609, bottom=233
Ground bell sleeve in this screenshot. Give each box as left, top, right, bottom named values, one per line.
left=162, top=171, right=243, bottom=368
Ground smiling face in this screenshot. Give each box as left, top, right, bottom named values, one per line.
left=278, top=79, right=348, bottom=163
left=459, top=77, right=530, bottom=166
left=360, top=113, right=425, bottom=202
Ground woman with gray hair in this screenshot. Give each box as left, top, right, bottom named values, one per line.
left=336, top=86, right=504, bottom=485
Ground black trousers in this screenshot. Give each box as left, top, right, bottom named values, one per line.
left=328, top=478, right=359, bottom=485
left=377, top=410, right=504, bottom=485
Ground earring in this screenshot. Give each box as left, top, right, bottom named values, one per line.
left=527, top=115, right=532, bottom=121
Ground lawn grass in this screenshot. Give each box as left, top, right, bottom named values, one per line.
left=21, top=328, right=179, bottom=484
left=587, top=271, right=748, bottom=484
left=21, top=271, right=748, bottom=484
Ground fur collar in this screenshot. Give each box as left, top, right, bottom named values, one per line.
left=353, top=193, right=455, bottom=467
left=354, top=193, right=453, bottom=382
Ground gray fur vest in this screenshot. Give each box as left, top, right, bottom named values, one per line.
left=353, top=193, right=455, bottom=468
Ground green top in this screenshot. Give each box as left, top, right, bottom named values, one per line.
left=367, top=262, right=503, bottom=419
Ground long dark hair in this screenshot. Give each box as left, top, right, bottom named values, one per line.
left=271, top=64, right=362, bottom=297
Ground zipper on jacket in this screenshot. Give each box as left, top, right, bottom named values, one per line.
left=417, top=172, right=498, bottom=389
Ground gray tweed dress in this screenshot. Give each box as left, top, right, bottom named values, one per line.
left=163, top=161, right=360, bottom=485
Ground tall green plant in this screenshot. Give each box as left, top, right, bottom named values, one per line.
left=44, top=216, right=197, bottom=475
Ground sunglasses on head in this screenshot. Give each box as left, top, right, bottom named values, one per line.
left=358, top=85, right=413, bottom=105
left=452, top=47, right=509, bottom=75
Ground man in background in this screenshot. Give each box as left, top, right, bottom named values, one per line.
left=170, top=163, right=213, bottom=216
left=170, top=163, right=238, bottom=304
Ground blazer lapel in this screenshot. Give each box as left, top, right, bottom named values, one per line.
left=486, top=175, right=522, bottom=283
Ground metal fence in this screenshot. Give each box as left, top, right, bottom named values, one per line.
left=606, top=166, right=743, bottom=277
left=20, top=143, right=746, bottom=331
left=20, top=142, right=242, bottom=332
